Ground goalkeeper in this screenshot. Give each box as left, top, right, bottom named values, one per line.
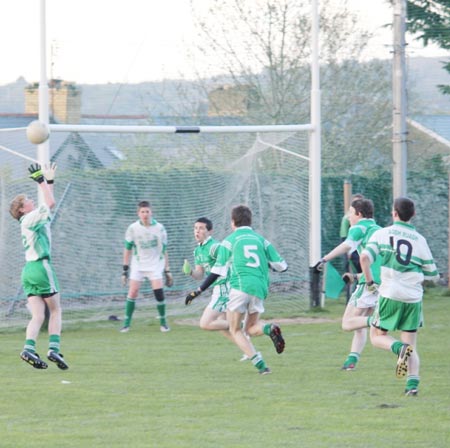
left=120, top=200, right=173, bottom=333
left=313, top=197, right=381, bottom=371
left=9, top=163, right=68, bottom=370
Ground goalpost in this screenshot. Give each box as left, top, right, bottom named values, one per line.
left=0, top=0, right=322, bottom=328
left=0, top=126, right=313, bottom=328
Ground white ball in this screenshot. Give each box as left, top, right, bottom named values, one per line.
left=26, top=120, right=50, bottom=145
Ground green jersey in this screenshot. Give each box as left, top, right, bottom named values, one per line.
left=20, top=204, right=52, bottom=262
left=345, top=218, right=382, bottom=284
left=194, top=236, right=226, bottom=286
left=211, top=226, right=287, bottom=300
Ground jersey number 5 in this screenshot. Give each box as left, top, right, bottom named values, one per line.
left=243, top=245, right=260, bottom=268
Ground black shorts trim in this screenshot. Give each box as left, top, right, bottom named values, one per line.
left=27, top=292, right=58, bottom=299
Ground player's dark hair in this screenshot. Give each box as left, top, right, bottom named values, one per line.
left=351, top=198, right=374, bottom=218
left=394, top=197, right=415, bottom=222
left=196, top=217, right=213, bottom=231
left=231, top=205, right=252, bottom=227
left=138, top=200, right=151, bottom=209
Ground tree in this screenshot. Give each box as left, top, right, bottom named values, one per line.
left=406, top=0, right=450, bottom=94
left=189, top=0, right=393, bottom=174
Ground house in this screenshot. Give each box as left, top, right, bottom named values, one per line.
left=0, top=80, right=250, bottom=180
left=0, top=81, right=128, bottom=178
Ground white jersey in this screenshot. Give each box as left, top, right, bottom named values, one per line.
left=124, top=219, right=167, bottom=271
left=362, top=221, right=439, bottom=303
left=20, top=204, right=52, bottom=262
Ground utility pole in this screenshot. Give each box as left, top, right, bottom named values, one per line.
left=392, top=0, right=408, bottom=198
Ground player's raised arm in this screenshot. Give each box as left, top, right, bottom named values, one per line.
left=28, top=163, right=56, bottom=209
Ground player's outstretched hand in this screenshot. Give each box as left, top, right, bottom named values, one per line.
left=313, top=258, right=327, bottom=273
left=121, top=265, right=129, bottom=287
left=42, top=162, right=57, bottom=183
left=28, top=163, right=45, bottom=184
left=342, top=272, right=357, bottom=284
left=185, top=289, right=201, bottom=305
left=182, top=259, right=192, bottom=275
left=165, top=270, right=174, bottom=287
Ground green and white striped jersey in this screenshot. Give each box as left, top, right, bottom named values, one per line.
left=362, top=221, right=439, bottom=303
left=124, top=219, right=167, bottom=270
left=211, top=226, right=287, bottom=300
left=194, top=236, right=227, bottom=286
left=345, top=218, right=382, bottom=284
left=20, top=204, right=52, bottom=262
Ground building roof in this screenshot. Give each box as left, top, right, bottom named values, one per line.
left=0, top=114, right=124, bottom=178
left=412, top=115, right=450, bottom=141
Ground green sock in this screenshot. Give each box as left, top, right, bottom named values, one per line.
left=24, top=339, right=36, bottom=353
left=391, top=341, right=404, bottom=356
left=124, top=299, right=136, bottom=327
left=157, top=302, right=166, bottom=326
left=48, top=334, right=61, bottom=353
left=406, top=375, right=420, bottom=391
left=263, top=323, right=272, bottom=336
left=251, top=352, right=267, bottom=372
left=345, top=352, right=360, bottom=364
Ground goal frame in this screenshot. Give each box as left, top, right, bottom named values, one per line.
left=35, top=0, right=322, bottom=306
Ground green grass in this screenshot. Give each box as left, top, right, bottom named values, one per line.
left=1, top=289, right=449, bottom=447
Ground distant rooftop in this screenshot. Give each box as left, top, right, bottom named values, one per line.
left=412, top=115, right=450, bottom=142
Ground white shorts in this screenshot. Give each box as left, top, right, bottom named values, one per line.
left=129, top=268, right=163, bottom=282
left=207, top=283, right=229, bottom=313
left=349, top=283, right=378, bottom=309
left=227, top=289, right=264, bottom=314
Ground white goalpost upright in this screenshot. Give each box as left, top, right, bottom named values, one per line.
left=310, top=0, right=323, bottom=307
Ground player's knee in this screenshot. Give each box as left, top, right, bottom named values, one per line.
left=31, top=311, right=46, bottom=326
left=153, top=288, right=165, bottom=302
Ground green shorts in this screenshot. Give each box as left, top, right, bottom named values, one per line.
left=371, top=296, right=422, bottom=332
left=21, top=259, right=59, bottom=297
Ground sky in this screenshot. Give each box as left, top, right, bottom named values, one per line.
left=0, top=0, right=448, bottom=86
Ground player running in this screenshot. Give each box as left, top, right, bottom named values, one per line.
left=314, top=197, right=381, bottom=371
left=186, top=205, right=288, bottom=374
left=359, top=197, right=439, bottom=396
left=183, top=217, right=233, bottom=341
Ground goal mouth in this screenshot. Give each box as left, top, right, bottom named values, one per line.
left=0, top=125, right=311, bottom=328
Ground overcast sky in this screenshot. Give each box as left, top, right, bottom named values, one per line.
left=0, top=0, right=447, bottom=86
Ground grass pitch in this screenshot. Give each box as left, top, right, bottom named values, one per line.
left=1, top=288, right=449, bottom=447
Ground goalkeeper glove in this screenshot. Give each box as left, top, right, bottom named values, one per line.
left=182, top=259, right=192, bottom=275
left=366, top=280, right=379, bottom=294
left=28, top=163, right=45, bottom=184
left=42, top=162, right=57, bottom=184
left=121, top=265, right=129, bottom=286
left=313, top=258, right=327, bottom=273
left=164, top=270, right=174, bottom=287
left=185, top=289, right=201, bottom=305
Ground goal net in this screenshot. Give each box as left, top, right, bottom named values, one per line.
left=0, top=126, right=310, bottom=329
